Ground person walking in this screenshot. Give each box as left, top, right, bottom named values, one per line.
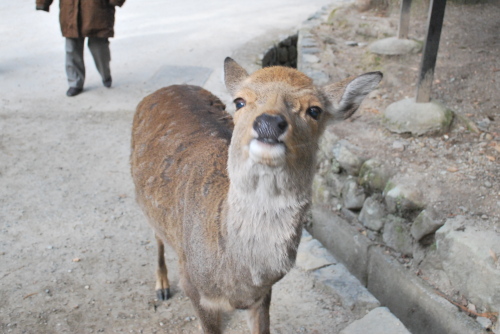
left=36, top=0, right=126, bottom=97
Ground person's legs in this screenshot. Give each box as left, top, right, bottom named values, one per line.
left=88, top=37, right=112, bottom=87
left=65, top=37, right=85, bottom=91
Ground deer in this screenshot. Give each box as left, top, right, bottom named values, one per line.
left=130, top=57, right=382, bottom=334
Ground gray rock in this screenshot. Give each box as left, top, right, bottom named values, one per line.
left=369, top=37, right=422, bottom=55
left=359, top=194, right=387, bottom=232
left=340, top=307, right=412, bottom=334
left=312, top=174, right=332, bottom=205
left=383, top=98, right=454, bottom=136
left=317, top=130, right=340, bottom=162
left=298, top=230, right=380, bottom=318
left=358, top=159, right=391, bottom=194
left=392, top=140, right=408, bottom=152
left=302, top=54, right=320, bottom=63
left=477, top=118, right=491, bottom=132
left=411, top=208, right=444, bottom=241
left=436, top=216, right=500, bottom=314
left=342, top=178, right=366, bottom=210
left=384, top=182, right=425, bottom=217
left=476, top=317, right=492, bottom=330
left=333, top=140, right=365, bottom=176
left=382, top=215, right=413, bottom=256
left=296, top=230, right=336, bottom=271
left=308, top=71, right=330, bottom=85
left=314, top=265, right=380, bottom=317
left=326, top=173, right=344, bottom=198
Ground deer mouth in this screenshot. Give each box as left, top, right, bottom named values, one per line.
left=248, top=138, right=286, bottom=166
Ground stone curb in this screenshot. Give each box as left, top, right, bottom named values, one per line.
left=297, top=230, right=411, bottom=333
left=310, top=208, right=485, bottom=334
left=297, top=4, right=489, bottom=334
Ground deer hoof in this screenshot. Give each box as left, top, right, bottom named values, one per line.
left=156, top=288, right=171, bottom=301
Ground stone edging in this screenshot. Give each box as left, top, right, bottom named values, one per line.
left=296, top=3, right=492, bottom=334
left=298, top=229, right=412, bottom=334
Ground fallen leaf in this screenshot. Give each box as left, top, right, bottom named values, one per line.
left=490, top=249, right=498, bottom=263
left=485, top=155, right=496, bottom=161
left=447, top=167, right=459, bottom=172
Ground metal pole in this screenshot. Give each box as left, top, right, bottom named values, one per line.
left=415, top=0, right=447, bottom=103
left=398, top=0, right=412, bottom=40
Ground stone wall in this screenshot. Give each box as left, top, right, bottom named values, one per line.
left=261, top=34, right=298, bottom=68
left=297, top=4, right=499, bottom=333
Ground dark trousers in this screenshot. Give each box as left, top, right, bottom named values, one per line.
left=65, top=37, right=111, bottom=88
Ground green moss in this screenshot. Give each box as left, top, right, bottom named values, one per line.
left=361, top=51, right=383, bottom=71
left=441, top=108, right=454, bottom=130
left=383, top=180, right=396, bottom=195
left=326, top=8, right=340, bottom=23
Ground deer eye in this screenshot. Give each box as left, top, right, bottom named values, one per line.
left=306, top=106, right=322, bottom=120
left=234, top=98, right=246, bottom=110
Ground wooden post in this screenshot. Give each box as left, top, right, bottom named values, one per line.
left=415, top=0, right=447, bottom=103
left=398, top=0, right=412, bottom=40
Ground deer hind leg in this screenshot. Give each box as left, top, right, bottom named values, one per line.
left=155, top=234, right=170, bottom=300
left=246, top=290, right=271, bottom=334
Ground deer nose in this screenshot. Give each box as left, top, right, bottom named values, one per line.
left=253, top=113, right=288, bottom=144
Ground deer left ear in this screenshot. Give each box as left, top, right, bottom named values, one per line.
left=322, top=71, right=383, bottom=120
left=224, top=57, right=250, bottom=97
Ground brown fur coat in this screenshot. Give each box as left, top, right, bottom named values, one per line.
left=36, top=0, right=126, bottom=38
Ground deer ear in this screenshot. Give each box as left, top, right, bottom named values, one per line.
left=322, top=72, right=383, bottom=120
left=224, top=57, right=249, bottom=97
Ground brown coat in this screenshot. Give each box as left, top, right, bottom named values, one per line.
left=36, top=0, right=126, bottom=38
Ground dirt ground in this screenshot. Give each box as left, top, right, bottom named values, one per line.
left=314, top=0, right=499, bottom=231
left=310, top=0, right=500, bottom=309
left=0, top=109, right=358, bottom=334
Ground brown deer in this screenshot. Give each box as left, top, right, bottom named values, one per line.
left=130, top=57, right=381, bottom=333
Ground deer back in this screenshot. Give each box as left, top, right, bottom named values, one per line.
left=131, top=85, right=232, bottom=256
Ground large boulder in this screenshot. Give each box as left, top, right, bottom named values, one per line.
left=383, top=98, right=454, bottom=136
left=436, top=216, right=500, bottom=314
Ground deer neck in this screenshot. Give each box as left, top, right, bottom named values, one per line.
left=224, top=156, right=314, bottom=285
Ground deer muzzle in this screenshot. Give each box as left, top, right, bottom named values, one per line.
left=249, top=113, right=288, bottom=166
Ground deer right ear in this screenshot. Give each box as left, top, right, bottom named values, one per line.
left=323, top=71, right=383, bottom=121
left=224, top=57, right=249, bottom=97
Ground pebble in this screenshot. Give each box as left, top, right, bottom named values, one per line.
left=85, top=285, right=90, bottom=289
left=484, top=181, right=492, bottom=188
left=476, top=316, right=492, bottom=329
left=47, top=245, right=53, bottom=250
left=392, top=141, right=406, bottom=151
left=481, top=215, right=488, bottom=220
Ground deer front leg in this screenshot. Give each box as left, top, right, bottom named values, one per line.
left=246, top=290, right=271, bottom=334
left=182, top=277, right=222, bottom=334
left=155, top=234, right=170, bottom=300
